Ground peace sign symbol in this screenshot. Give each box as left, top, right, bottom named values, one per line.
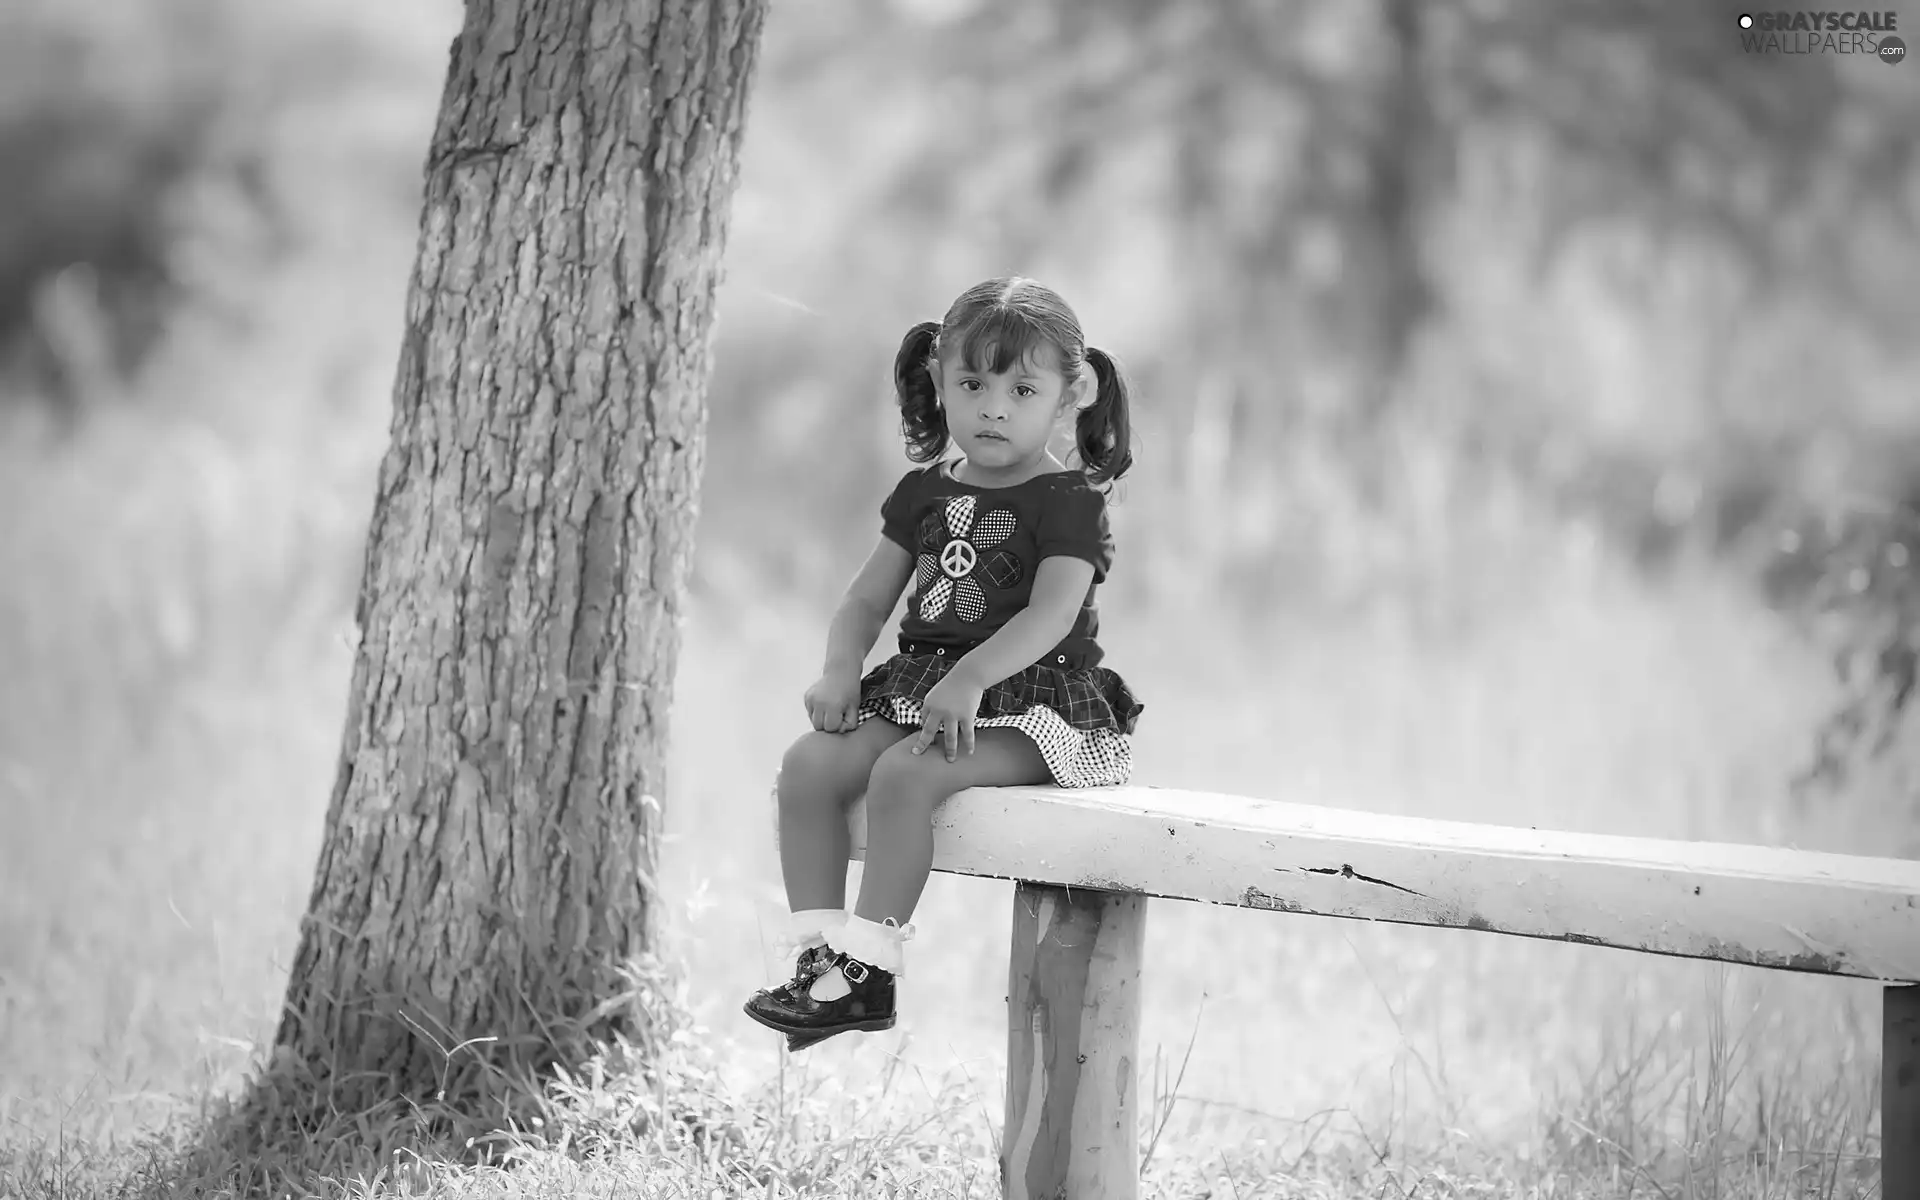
left=939, top=538, right=977, bottom=579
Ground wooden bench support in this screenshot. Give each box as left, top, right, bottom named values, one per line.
left=1001, top=883, right=1146, bottom=1200
left=1890, top=984, right=1920, bottom=1196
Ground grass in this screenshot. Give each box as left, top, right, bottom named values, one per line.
left=0, top=952, right=1889, bottom=1198
left=0, top=919, right=1892, bottom=1199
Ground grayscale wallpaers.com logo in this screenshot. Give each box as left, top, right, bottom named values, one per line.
left=1737, top=10, right=1905, bottom=60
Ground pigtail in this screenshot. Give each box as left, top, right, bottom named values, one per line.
left=1077, top=346, right=1134, bottom=485
left=893, top=320, right=947, bottom=464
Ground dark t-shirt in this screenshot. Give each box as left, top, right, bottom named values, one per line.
left=880, top=461, right=1113, bottom=668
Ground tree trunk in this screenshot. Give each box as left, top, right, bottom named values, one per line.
left=274, top=0, right=766, bottom=1105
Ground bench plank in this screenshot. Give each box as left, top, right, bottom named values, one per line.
left=847, top=785, right=1920, bottom=984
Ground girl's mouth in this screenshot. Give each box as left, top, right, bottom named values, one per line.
left=974, top=430, right=1006, bottom=442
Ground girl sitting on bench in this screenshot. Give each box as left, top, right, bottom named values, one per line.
left=744, top=275, right=1145, bottom=1049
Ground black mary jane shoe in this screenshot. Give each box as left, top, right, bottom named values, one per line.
left=744, top=944, right=840, bottom=1052
left=742, top=951, right=896, bottom=1050
left=758, top=943, right=833, bottom=1005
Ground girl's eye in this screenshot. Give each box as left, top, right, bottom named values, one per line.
left=959, top=379, right=981, bottom=392
left=1015, top=385, right=1036, bottom=398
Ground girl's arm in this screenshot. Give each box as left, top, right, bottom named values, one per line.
left=948, top=555, right=1094, bottom=690
left=823, top=536, right=915, bottom=679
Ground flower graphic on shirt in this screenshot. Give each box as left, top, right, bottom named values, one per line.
left=914, top=495, right=1024, bottom=622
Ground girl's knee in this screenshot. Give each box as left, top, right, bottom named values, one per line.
left=779, top=732, right=827, bottom=781
left=864, top=744, right=946, bottom=812
left=778, top=731, right=868, bottom=806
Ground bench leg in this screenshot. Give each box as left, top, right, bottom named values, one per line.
left=1001, top=882, right=1146, bottom=1200
left=1890, top=984, right=1920, bottom=1197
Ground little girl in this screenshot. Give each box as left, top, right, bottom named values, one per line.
left=743, top=276, right=1144, bottom=1050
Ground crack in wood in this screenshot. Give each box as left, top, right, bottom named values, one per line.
left=1302, top=862, right=1428, bottom=897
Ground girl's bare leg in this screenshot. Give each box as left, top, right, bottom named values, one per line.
left=851, top=728, right=1050, bottom=926
left=776, top=717, right=910, bottom=912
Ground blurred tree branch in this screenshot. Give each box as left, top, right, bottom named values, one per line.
left=880, top=0, right=1916, bottom=428
left=1441, top=0, right=1917, bottom=339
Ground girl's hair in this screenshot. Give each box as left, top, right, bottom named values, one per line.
left=893, top=277, right=1134, bottom=485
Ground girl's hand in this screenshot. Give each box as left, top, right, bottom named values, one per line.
left=804, top=671, right=863, bottom=733
left=913, top=672, right=984, bottom=761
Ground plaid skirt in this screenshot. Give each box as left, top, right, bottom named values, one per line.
left=855, top=650, right=1144, bottom=788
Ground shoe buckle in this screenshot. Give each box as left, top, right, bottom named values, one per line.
left=840, top=957, right=869, bottom=984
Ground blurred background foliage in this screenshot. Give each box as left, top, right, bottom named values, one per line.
left=5, top=0, right=1911, bottom=791
left=3, top=0, right=1919, bottom=1153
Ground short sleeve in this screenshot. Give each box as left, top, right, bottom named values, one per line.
left=879, top=468, right=925, bottom=551
left=1034, top=478, right=1114, bottom=584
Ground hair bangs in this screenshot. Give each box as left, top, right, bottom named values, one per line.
left=944, top=306, right=1061, bottom=377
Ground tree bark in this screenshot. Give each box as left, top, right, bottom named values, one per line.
left=274, top=0, right=766, bottom=1103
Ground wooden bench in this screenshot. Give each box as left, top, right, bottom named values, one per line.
left=846, top=784, right=1920, bottom=1200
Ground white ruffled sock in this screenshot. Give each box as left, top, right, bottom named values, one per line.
left=787, top=908, right=844, bottom=952
left=809, top=915, right=913, bottom=1000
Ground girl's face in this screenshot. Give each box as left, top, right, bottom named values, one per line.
left=934, top=341, right=1088, bottom=476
